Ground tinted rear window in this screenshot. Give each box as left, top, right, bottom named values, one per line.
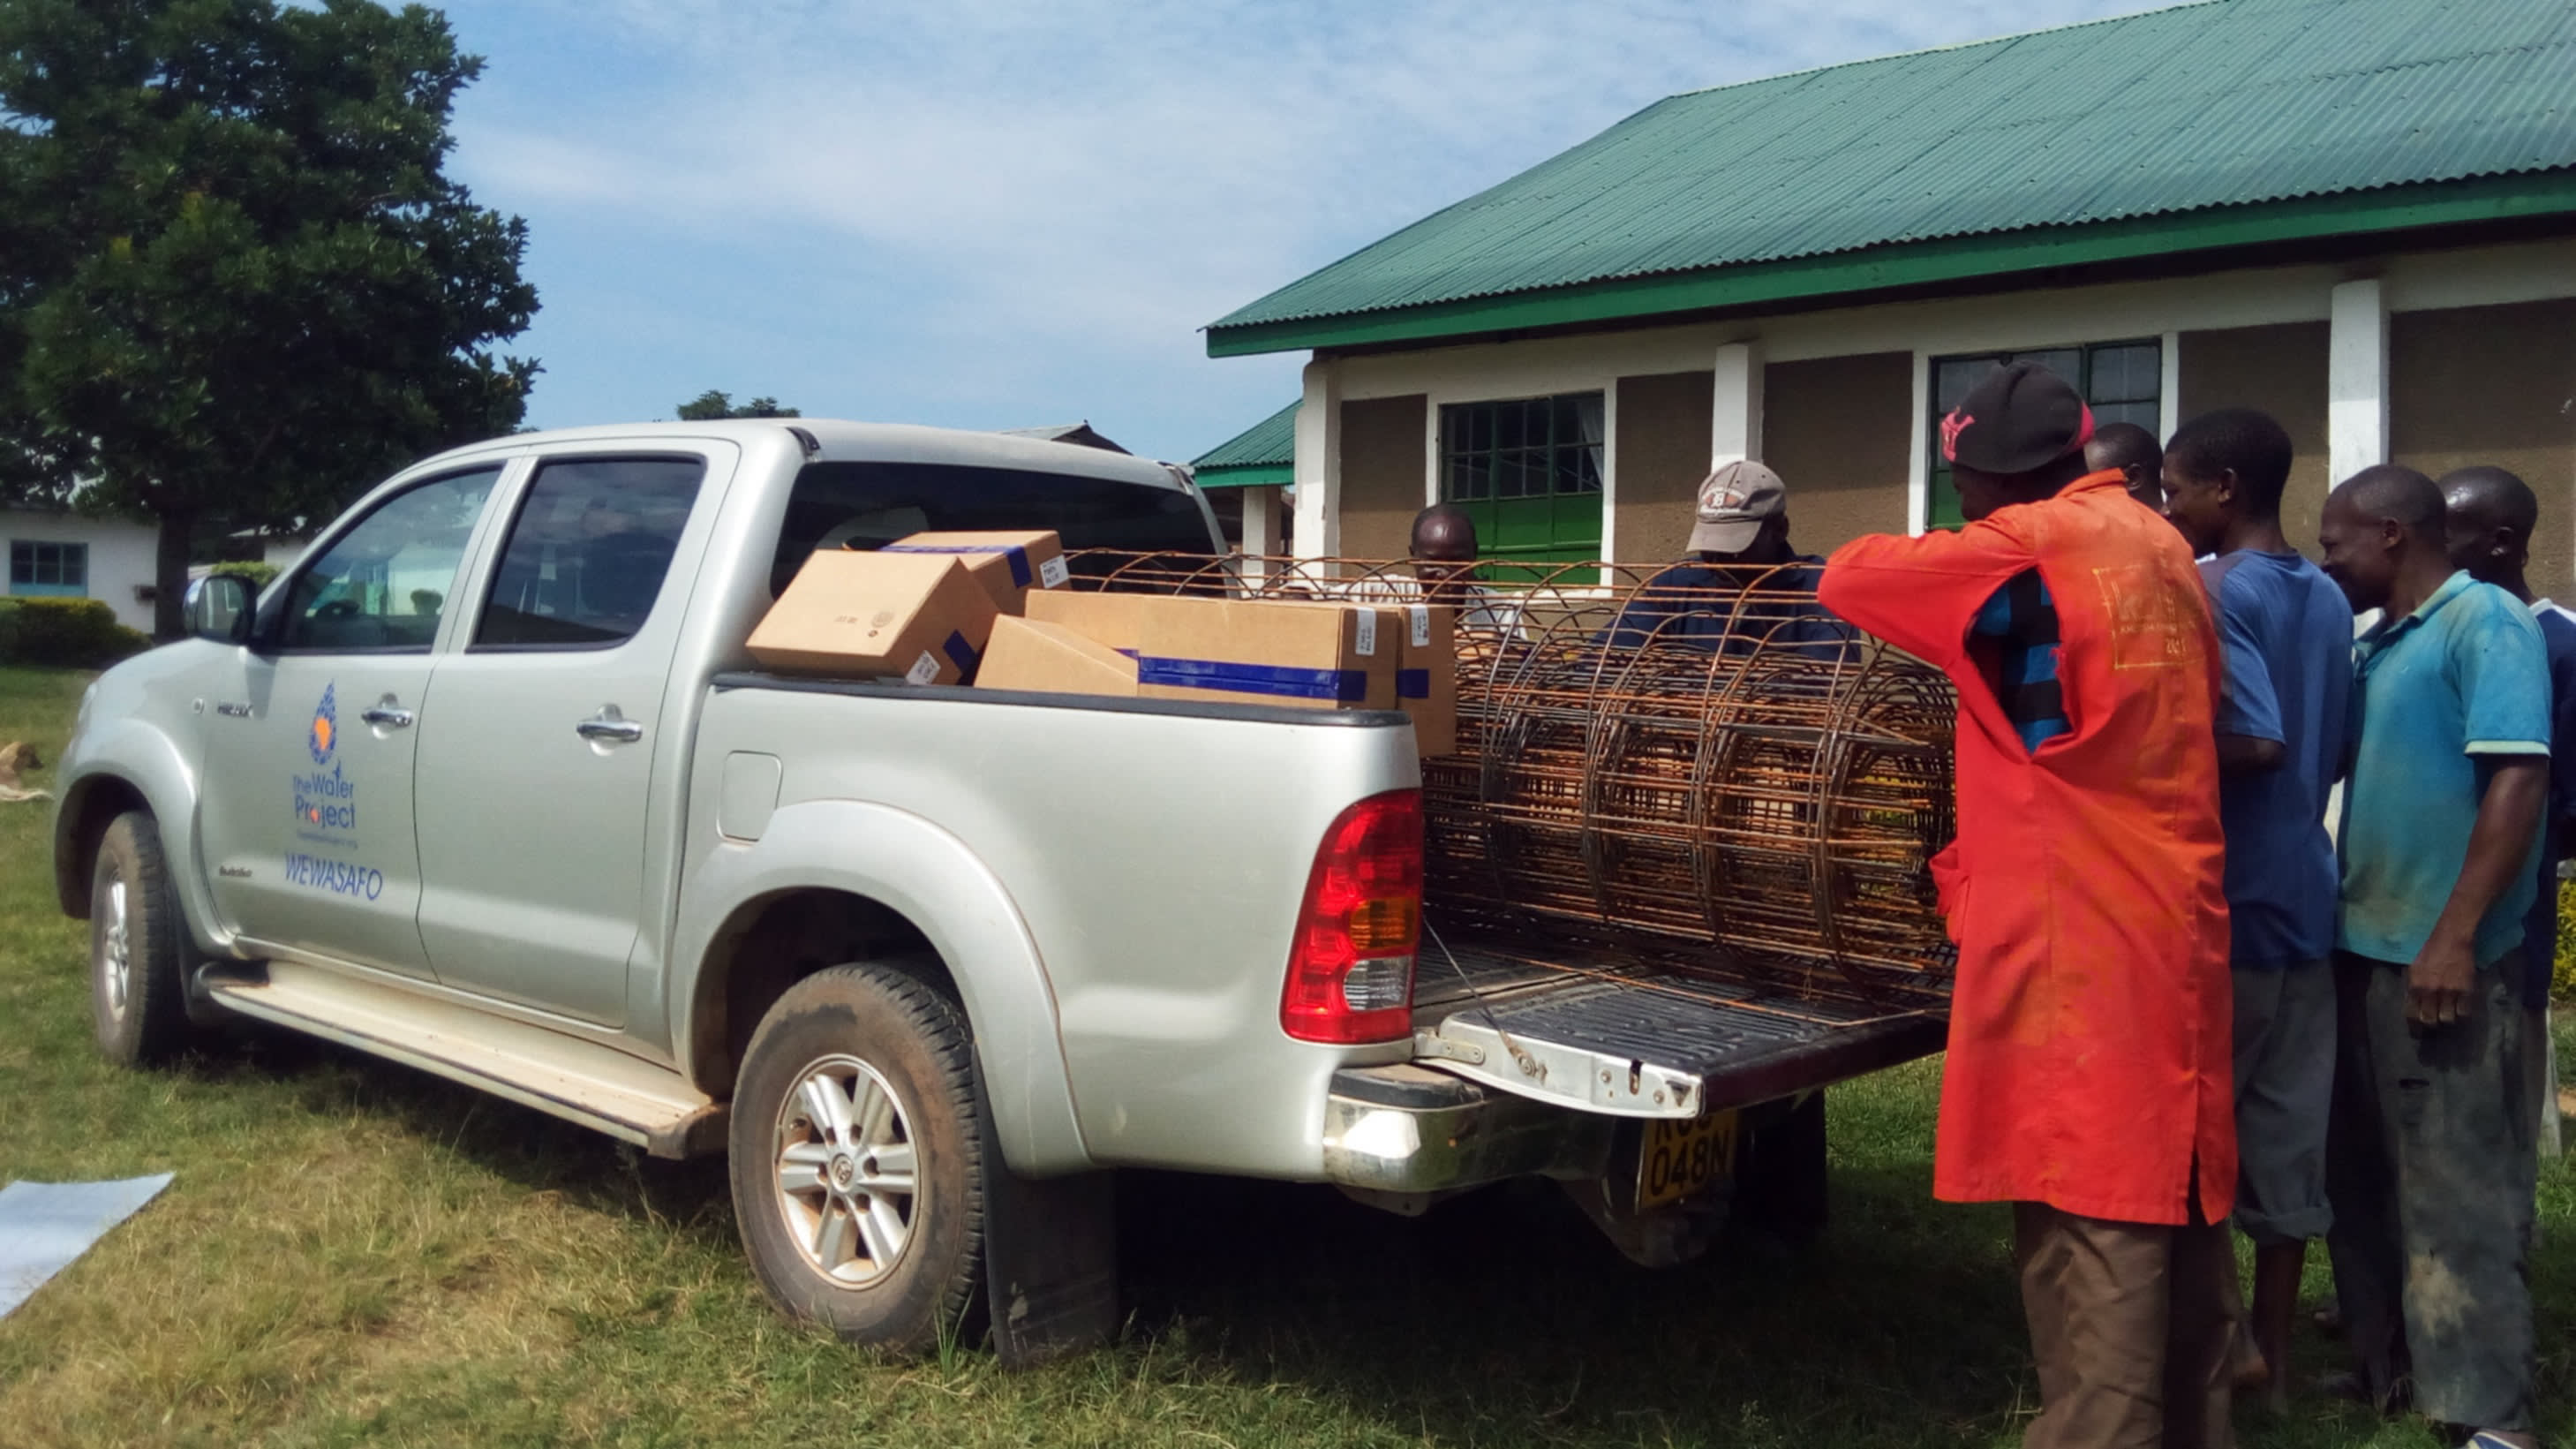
left=771, top=460, right=1215, bottom=594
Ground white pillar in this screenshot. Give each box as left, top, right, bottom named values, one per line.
left=1292, top=360, right=1342, bottom=561
left=1239, top=483, right=1282, bottom=582
left=2327, top=279, right=2387, bottom=487
left=2157, top=330, right=2182, bottom=445
left=1710, top=341, right=1765, bottom=470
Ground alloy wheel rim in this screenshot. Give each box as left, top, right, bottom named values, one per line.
left=772, top=1054, right=920, bottom=1287
left=99, top=877, right=131, bottom=1020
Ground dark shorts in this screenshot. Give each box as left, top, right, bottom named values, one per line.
left=2230, top=959, right=2334, bottom=1244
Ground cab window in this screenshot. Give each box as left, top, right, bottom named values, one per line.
left=769, top=460, right=1214, bottom=595
left=475, top=457, right=706, bottom=649
left=275, top=467, right=502, bottom=653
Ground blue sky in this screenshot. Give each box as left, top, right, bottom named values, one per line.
left=437, top=0, right=2152, bottom=464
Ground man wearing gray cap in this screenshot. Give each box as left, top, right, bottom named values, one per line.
left=1597, top=460, right=1853, bottom=659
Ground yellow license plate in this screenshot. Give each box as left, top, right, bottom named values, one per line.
left=1637, top=1109, right=1739, bottom=1209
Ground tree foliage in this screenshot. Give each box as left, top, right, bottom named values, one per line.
left=0, top=0, right=539, bottom=636
left=676, top=390, right=800, bottom=420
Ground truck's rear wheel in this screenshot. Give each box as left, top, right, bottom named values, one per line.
left=728, top=963, right=984, bottom=1355
left=90, top=811, right=198, bottom=1067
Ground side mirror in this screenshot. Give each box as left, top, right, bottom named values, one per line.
left=184, top=574, right=253, bottom=645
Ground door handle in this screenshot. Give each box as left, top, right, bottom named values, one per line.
left=361, top=697, right=415, bottom=728
left=576, top=705, right=644, bottom=743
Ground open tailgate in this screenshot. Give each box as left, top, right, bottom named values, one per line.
left=1410, top=930, right=1947, bottom=1121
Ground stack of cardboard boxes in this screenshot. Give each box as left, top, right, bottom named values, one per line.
left=748, top=532, right=1453, bottom=755
left=748, top=530, right=1066, bottom=685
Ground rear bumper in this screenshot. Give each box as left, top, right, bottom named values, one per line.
left=1321, top=1064, right=1615, bottom=1193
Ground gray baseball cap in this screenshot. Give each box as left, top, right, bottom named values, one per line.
left=1688, top=460, right=1786, bottom=554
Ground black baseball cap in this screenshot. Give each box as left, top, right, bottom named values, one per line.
left=1940, top=363, right=2096, bottom=475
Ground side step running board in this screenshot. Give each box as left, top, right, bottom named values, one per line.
left=206, top=962, right=727, bottom=1158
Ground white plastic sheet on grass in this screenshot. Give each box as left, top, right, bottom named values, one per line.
left=0, top=1174, right=174, bottom=1318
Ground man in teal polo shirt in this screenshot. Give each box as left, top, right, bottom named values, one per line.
left=2316, top=465, right=2550, bottom=1448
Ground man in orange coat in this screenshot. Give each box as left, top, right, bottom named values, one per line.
left=1820, top=364, right=2238, bottom=1448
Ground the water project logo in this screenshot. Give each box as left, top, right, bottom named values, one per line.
left=292, top=682, right=356, bottom=834
left=308, top=683, right=337, bottom=765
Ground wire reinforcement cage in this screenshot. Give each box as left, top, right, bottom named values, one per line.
left=1062, top=552, right=1960, bottom=1007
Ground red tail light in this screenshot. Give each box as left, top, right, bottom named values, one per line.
left=1281, top=789, right=1422, bottom=1044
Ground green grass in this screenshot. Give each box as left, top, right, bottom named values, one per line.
left=0, top=661, right=2570, bottom=1446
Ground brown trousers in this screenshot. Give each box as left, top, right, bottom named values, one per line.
left=2015, top=1201, right=2238, bottom=1449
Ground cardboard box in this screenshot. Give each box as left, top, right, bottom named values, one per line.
left=1136, top=597, right=1397, bottom=711
left=1029, top=591, right=1402, bottom=713
left=881, top=530, right=1067, bottom=615
left=1022, top=588, right=1179, bottom=653
left=975, top=615, right=1140, bottom=697
left=748, top=550, right=998, bottom=684
left=1396, top=603, right=1457, bottom=757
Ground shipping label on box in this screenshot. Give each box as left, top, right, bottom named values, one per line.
left=975, top=615, right=1140, bottom=697
left=881, top=530, right=1067, bottom=615
left=747, top=550, right=999, bottom=684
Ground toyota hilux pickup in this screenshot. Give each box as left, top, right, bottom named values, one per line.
left=52, top=419, right=1948, bottom=1364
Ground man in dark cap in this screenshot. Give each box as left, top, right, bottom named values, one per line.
left=1596, top=460, right=1853, bottom=660
left=2086, top=419, right=2167, bottom=511
left=1821, top=363, right=2237, bottom=1447
left=2316, top=465, right=2550, bottom=1448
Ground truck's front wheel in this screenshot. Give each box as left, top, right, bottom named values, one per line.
left=728, top=963, right=985, bottom=1355
left=90, top=811, right=199, bottom=1067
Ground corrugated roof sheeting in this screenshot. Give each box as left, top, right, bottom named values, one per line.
left=1191, top=400, right=1299, bottom=470
left=1213, top=0, right=2576, bottom=332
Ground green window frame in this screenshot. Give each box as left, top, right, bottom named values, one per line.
left=1439, top=392, right=1604, bottom=573
left=7, top=540, right=88, bottom=597
left=1925, top=340, right=2160, bottom=529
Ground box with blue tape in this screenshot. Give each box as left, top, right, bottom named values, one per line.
left=1024, top=591, right=1398, bottom=713
left=747, top=549, right=999, bottom=685
left=881, top=530, right=1066, bottom=615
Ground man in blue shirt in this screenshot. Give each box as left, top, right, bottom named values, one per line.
left=2158, top=408, right=2349, bottom=1409
left=2317, top=465, right=2550, bottom=1446
left=2443, top=465, right=2574, bottom=1158
left=1596, top=461, right=1855, bottom=662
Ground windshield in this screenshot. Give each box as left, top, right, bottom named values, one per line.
left=770, top=460, right=1216, bottom=595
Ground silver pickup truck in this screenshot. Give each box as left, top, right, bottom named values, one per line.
left=52, top=419, right=1945, bottom=1364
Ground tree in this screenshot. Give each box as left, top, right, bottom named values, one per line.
left=676, top=390, right=800, bottom=420
left=0, top=0, right=539, bottom=638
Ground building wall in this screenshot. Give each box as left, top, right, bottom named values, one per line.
left=1763, top=351, right=1914, bottom=555
left=1305, top=236, right=2574, bottom=573
left=1339, top=394, right=1427, bottom=562
left=2175, top=321, right=2332, bottom=551
left=1612, top=371, right=1713, bottom=562
left=1, top=509, right=160, bottom=632
left=2391, top=298, right=2576, bottom=595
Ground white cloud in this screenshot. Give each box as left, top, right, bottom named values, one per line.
left=444, top=0, right=2157, bottom=449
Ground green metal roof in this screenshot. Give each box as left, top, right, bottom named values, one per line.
left=1188, top=400, right=1297, bottom=487
left=1209, top=0, right=2576, bottom=356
